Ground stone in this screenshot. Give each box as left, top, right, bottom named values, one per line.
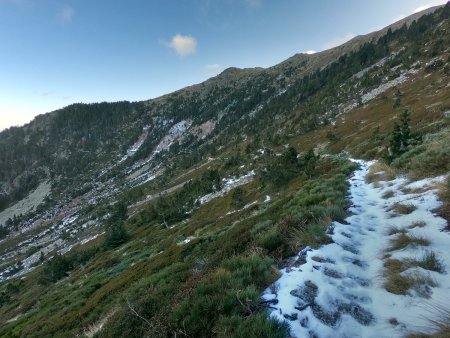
left=283, top=312, right=298, bottom=321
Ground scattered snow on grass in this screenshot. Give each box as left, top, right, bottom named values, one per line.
left=198, top=170, right=255, bottom=205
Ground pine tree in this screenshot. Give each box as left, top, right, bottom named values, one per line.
left=105, top=220, right=128, bottom=248
left=389, top=110, right=415, bottom=160
left=399, top=109, right=411, bottom=148
left=104, top=202, right=129, bottom=248
left=302, top=148, right=319, bottom=178
left=231, top=187, right=245, bottom=209
left=389, top=123, right=402, bottom=157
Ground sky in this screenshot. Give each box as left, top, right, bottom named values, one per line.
left=0, top=0, right=447, bottom=130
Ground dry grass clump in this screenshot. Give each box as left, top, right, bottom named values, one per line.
left=389, top=202, right=417, bottom=215
left=383, top=259, right=410, bottom=296
left=408, top=304, right=450, bottom=338
left=365, top=162, right=396, bottom=184
left=408, top=221, right=427, bottom=229
left=387, top=226, right=407, bottom=236
left=383, top=264, right=437, bottom=297
left=382, top=190, right=395, bottom=199
left=383, top=250, right=444, bottom=297
left=389, top=233, right=430, bottom=251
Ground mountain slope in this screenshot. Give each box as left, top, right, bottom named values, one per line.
left=0, top=4, right=449, bottom=337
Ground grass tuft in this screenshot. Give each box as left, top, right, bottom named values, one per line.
left=387, top=227, right=407, bottom=236
left=415, top=251, right=445, bottom=273
left=389, top=233, right=430, bottom=251
left=409, top=304, right=450, bottom=338
left=409, top=221, right=427, bottom=229
left=383, top=264, right=437, bottom=297
left=365, top=162, right=396, bottom=184
left=382, top=190, right=395, bottom=199
left=389, top=202, right=417, bottom=215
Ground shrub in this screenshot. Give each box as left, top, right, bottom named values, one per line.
left=289, top=221, right=331, bottom=250
left=170, top=255, right=276, bottom=337
left=325, top=205, right=347, bottom=222
left=39, top=254, right=72, bottom=284
left=251, top=220, right=273, bottom=237
left=258, top=227, right=284, bottom=253
left=215, top=313, right=289, bottom=338
left=231, top=187, right=245, bottom=209
left=392, top=128, right=450, bottom=178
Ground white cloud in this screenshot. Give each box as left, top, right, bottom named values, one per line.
left=164, top=34, right=197, bottom=56
left=303, top=50, right=316, bottom=55
left=57, top=4, right=74, bottom=23
left=323, top=32, right=356, bottom=50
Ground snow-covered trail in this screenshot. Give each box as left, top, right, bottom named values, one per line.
left=263, top=160, right=450, bottom=338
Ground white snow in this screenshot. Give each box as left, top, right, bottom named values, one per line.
left=263, top=160, right=450, bottom=338
left=118, top=125, right=151, bottom=163
left=198, top=170, right=256, bottom=205
left=360, top=67, right=419, bottom=104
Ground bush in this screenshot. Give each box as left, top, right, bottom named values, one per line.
left=104, top=220, right=129, bottom=248
left=170, top=255, right=276, bottom=337
left=39, top=254, right=72, bottom=284
left=104, top=202, right=129, bottom=248
left=215, top=313, right=289, bottom=338
left=251, top=220, right=273, bottom=237
left=258, top=227, right=284, bottom=252
left=391, top=128, right=450, bottom=178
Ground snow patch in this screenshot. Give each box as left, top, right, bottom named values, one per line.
left=263, top=160, right=450, bottom=338
left=198, top=170, right=256, bottom=205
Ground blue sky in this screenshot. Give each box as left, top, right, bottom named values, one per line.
left=0, top=0, right=447, bottom=130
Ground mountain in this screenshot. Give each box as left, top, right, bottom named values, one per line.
left=0, top=4, right=449, bottom=337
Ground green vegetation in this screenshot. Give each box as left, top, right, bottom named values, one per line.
left=416, top=251, right=445, bottom=273
left=39, top=254, right=72, bottom=285
left=0, top=154, right=356, bottom=337
left=104, top=202, right=129, bottom=249
left=388, top=109, right=422, bottom=160
left=0, top=4, right=449, bottom=337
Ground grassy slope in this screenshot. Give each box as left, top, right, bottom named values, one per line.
left=1, top=7, right=450, bottom=338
